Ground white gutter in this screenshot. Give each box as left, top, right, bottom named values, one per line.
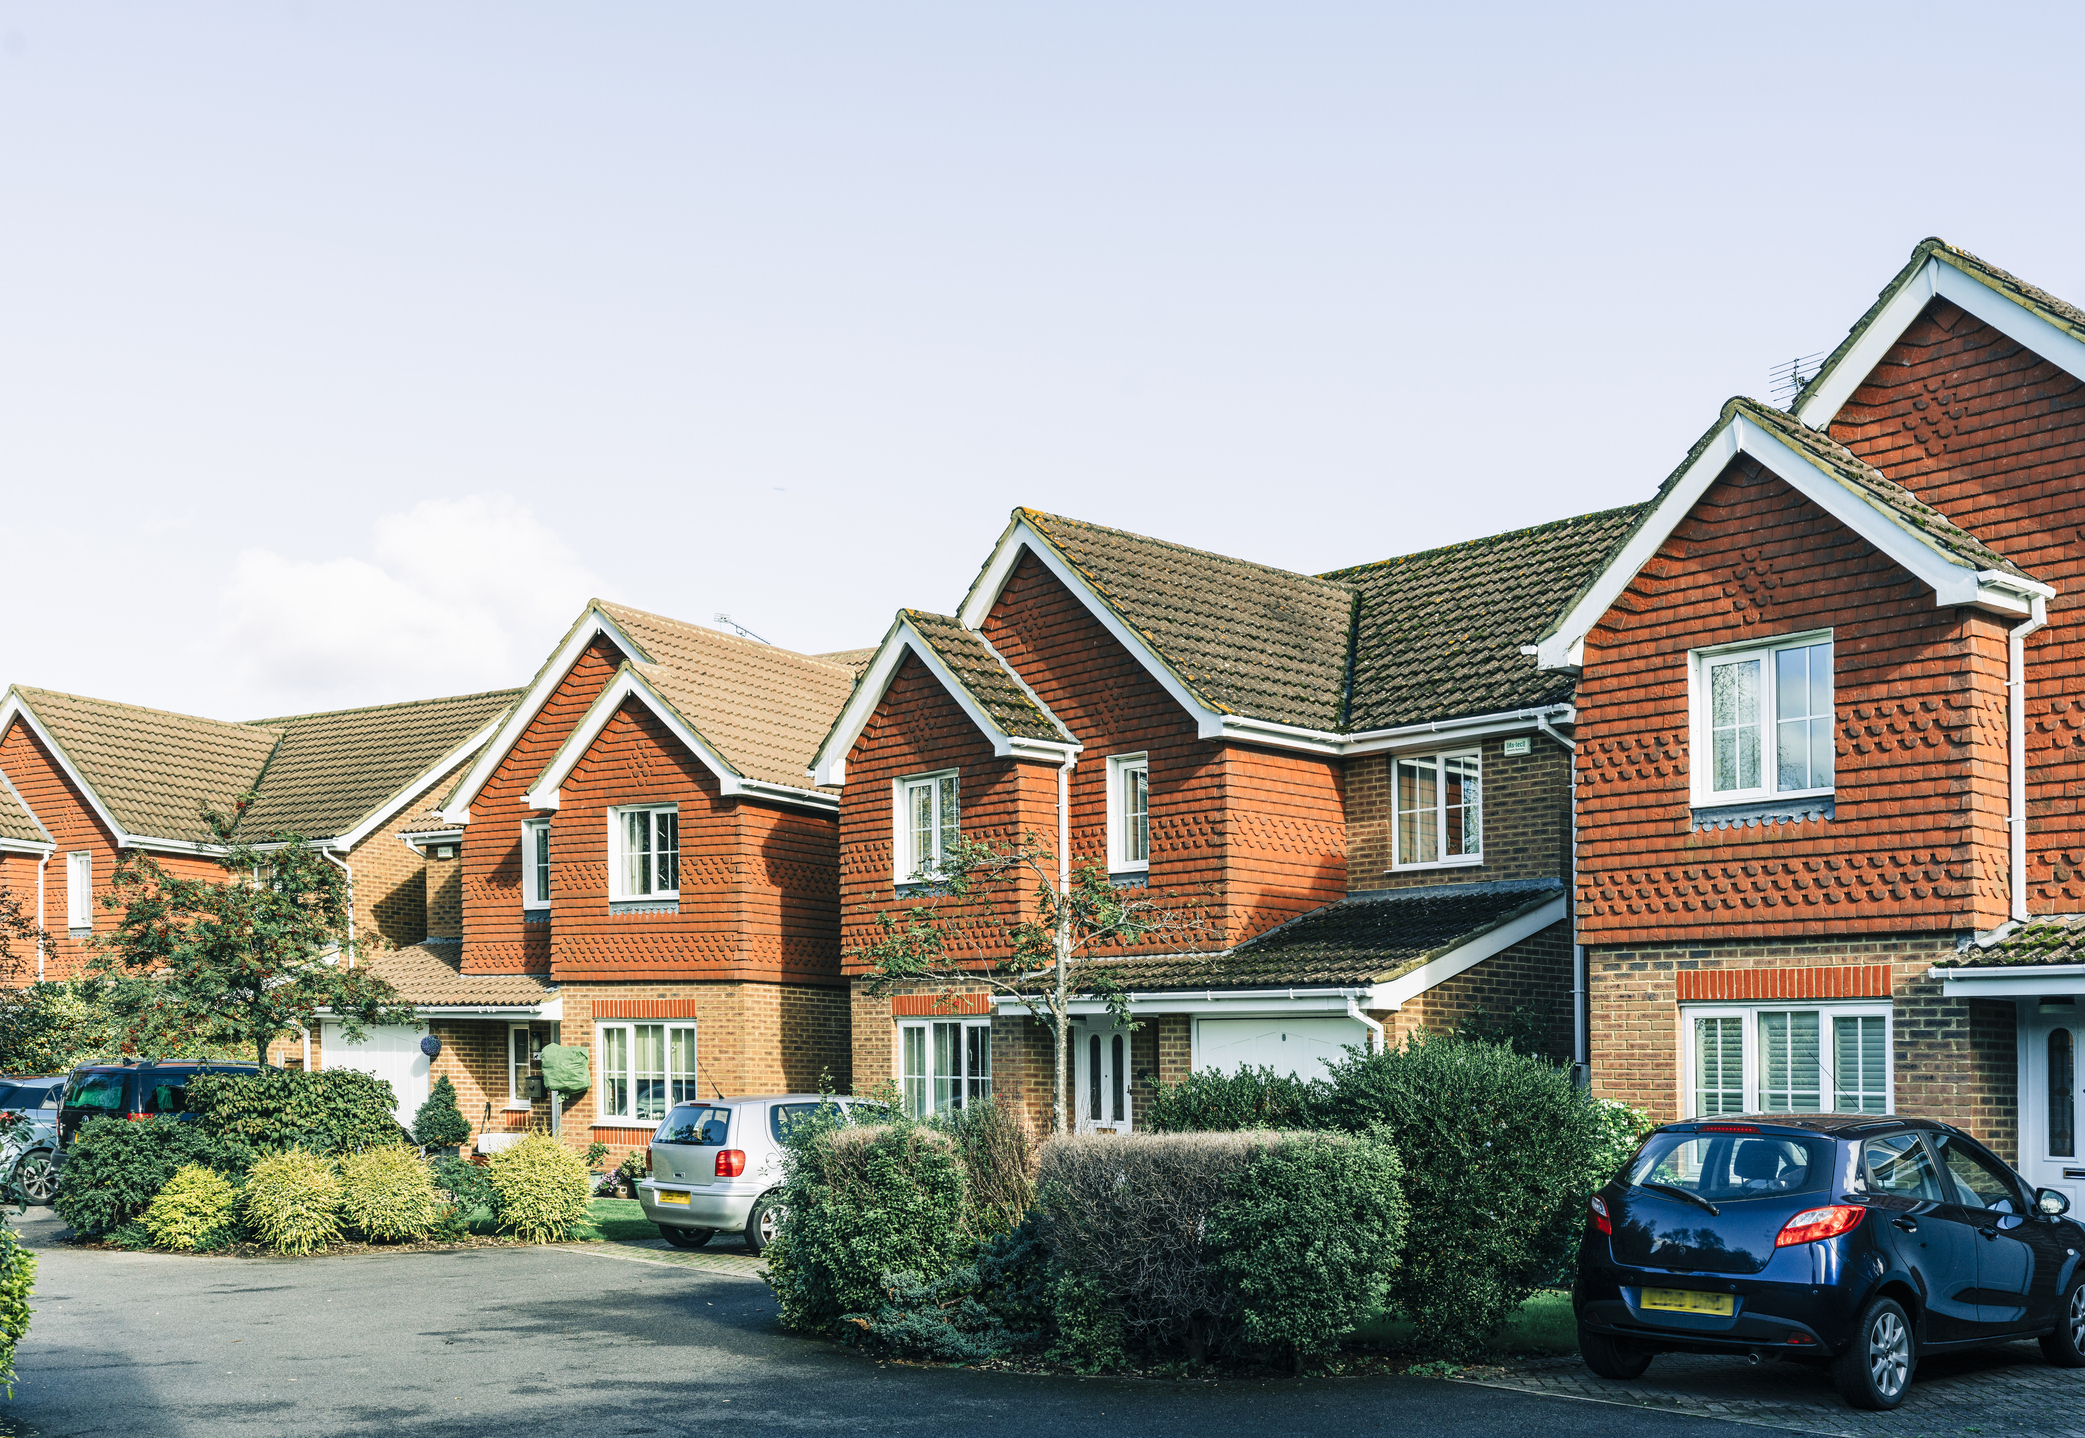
left=1345, top=996, right=1385, bottom=1055
left=320, top=847, right=355, bottom=966
left=35, top=851, right=48, bottom=982
left=1206, top=704, right=1575, bottom=758
left=1534, top=713, right=1588, bottom=1088
left=2009, top=595, right=2050, bottom=922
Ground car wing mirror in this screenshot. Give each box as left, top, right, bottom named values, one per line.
left=2038, top=1187, right=2071, bottom=1216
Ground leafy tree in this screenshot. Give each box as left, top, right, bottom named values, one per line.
left=90, top=821, right=415, bottom=1068
left=0, top=887, right=48, bottom=986
left=850, top=832, right=1211, bottom=1136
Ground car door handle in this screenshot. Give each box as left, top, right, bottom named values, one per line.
left=1979, top=1226, right=1999, bottom=1239
left=1892, top=1217, right=1919, bottom=1233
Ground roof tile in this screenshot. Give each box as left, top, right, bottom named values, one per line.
left=904, top=611, right=1071, bottom=743
left=360, top=942, right=555, bottom=1007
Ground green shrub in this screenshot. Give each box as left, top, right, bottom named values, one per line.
left=433, top=1154, right=499, bottom=1224
left=934, top=1099, right=1037, bottom=1237
left=340, top=1146, right=440, bottom=1242
left=53, top=1116, right=254, bottom=1235
left=1207, top=1130, right=1407, bottom=1364
left=765, top=1121, right=971, bottom=1334
left=1585, top=1097, right=1654, bottom=1188
left=1148, top=1065, right=1327, bottom=1133
left=411, top=1076, right=471, bottom=1150
left=845, top=1219, right=1056, bottom=1362
left=243, top=1148, right=344, bottom=1255
left=186, top=1068, right=401, bottom=1157
left=487, top=1134, right=591, bottom=1242
left=0, top=980, right=120, bottom=1075
left=1320, top=1032, right=1605, bottom=1357
left=142, top=1164, right=241, bottom=1251
left=0, top=1229, right=34, bottom=1395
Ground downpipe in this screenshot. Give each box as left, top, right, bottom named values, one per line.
left=1537, top=715, right=1589, bottom=1091
left=2009, top=596, right=2049, bottom=922
left=321, top=846, right=355, bottom=966
left=35, top=851, right=48, bottom=982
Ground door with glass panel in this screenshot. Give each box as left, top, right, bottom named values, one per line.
left=1068, top=1019, right=1133, bottom=1134
left=2022, top=1006, right=2085, bottom=1213
left=1686, top=1005, right=1891, bottom=1118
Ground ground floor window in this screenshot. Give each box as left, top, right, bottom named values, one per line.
left=596, top=1021, right=698, bottom=1123
left=900, top=1019, right=990, bottom=1118
left=1682, top=1003, right=1891, bottom=1118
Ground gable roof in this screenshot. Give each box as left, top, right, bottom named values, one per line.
left=1796, top=238, right=2085, bottom=430
left=0, top=770, right=51, bottom=851
left=359, top=941, right=557, bottom=1009
left=1534, top=396, right=2051, bottom=671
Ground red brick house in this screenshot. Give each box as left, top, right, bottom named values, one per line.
left=426, top=600, right=861, bottom=1163
left=815, top=506, right=1640, bottom=1134
left=1541, top=239, right=2085, bottom=1202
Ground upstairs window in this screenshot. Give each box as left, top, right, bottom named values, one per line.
left=1107, top=754, right=1149, bottom=872
left=610, top=805, right=679, bottom=900
left=66, top=852, right=92, bottom=931
left=1695, top=633, right=1834, bottom=804
left=895, top=771, right=959, bottom=882
left=522, top=821, right=551, bottom=910
left=1392, top=752, right=1481, bottom=868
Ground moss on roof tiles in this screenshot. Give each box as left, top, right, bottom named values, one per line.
left=1936, top=916, right=2085, bottom=969
left=360, top=942, right=555, bottom=1006
left=903, top=611, right=1072, bottom=743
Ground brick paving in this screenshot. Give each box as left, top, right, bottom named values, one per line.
left=1461, top=1344, right=2085, bottom=1437
left=556, top=1233, right=769, bottom=1279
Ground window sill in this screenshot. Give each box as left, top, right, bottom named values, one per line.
left=1691, top=795, right=1834, bottom=832
left=591, top=1120, right=659, bottom=1131
left=1108, top=870, right=1148, bottom=889
left=609, top=899, right=680, bottom=916
left=67, top=927, right=90, bottom=939
left=522, top=908, right=550, bottom=924
left=503, top=1100, right=534, bottom=1112
left=1385, top=858, right=1483, bottom=875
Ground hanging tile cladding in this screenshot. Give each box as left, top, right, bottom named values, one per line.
left=1587, top=935, right=2015, bottom=1159
left=1830, top=300, right=2085, bottom=913
left=1573, top=457, right=2012, bottom=946
left=1347, top=733, right=1570, bottom=891
left=980, top=552, right=1346, bottom=948
left=546, top=700, right=840, bottom=986
left=461, top=634, right=629, bottom=974
left=0, top=716, right=222, bottom=981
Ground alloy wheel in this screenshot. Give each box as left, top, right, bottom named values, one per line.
left=1867, top=1309, right=1910, bottom=1398
left=14, top=1154, right=55, bottom=1205
left=2070, top=1283, right=2085, bottom=1352
left=758, top=1202, right=784, bottom=1247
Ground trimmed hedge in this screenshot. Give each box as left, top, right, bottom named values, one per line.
left=54, top=1116, right=253, bottom=1235
left=142, top=1164, right=241, bottom=1251
left=340, top=1146, right=440, bottom=1242
left=1148, top=1066, right=1327, bottom=1133
left=186, top=1068, right=401, bottom=1157
left=487, top=1134, right=591, bottom=1242
left=243, top=1149, right=344, bottom=1255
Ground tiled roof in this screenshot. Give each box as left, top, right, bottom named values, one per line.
left=1327, top=506, right=1646, bottom=730
left=904, top=611, right=1072, bottom=743
left=237, top=689, right=519, bottom=842
left=814, top=648, right=879, bottom=676
left=359, top=942, right=555, bottom=1007
left=0, top=772, right=49, bottom=848
left=12, top=687, right=282, bottom=845
left=1074, top=881, right=1562, bottom=991
left=599, top=602, right=860, bottom=790
left=1938, top=916, right=2085, bottom=969
left=1018, top=510, right=1358, bottom=732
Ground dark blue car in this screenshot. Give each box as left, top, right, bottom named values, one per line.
left=1576, top=1114, right=2085, bottom=1409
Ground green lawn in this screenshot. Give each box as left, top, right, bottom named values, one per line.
left=569, top=1198, right=661, bottom=1244
left=1351, top=1289, right=1576, bottom=1356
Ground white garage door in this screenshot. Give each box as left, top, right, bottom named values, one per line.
left=320, top=1023, right=430, bottom=1127
left=1196, top=1017, right=1368, bottom=1082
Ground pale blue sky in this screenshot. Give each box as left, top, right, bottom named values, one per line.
left=4, top=3, right=2080, bottom=716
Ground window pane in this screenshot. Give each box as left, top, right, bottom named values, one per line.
left=933, top=1022, right=959, bottom=1113
left=1833, top=1015, right=1888, bottom=1114
left=967, top=1025, right=992, bottom=1106
left=669, top=1026, right=698, bottom=1108
left=633, top=1024, right=667, bottom=1123
left=1760, top=1011, right=1822, bottom=1112
left=534, top=825, right=550, bottom=903
left=1087, top=1034, right=1101, bottom=1122
left=656, top=810, right=679, bottom=893
left=1935, top=1135, right=2024, bottom=1213
left=1443, top=755, right=1481, bottom=858
left=1124, top=766, right=1149, bottom=864
left=1111, top=1033, right=1125, bottom=1122
left=1710, top=659, right=1761, bottom=792
left=902, top=1026, right=927, bottom=1118
left=603, top=1027, right=629, bottom=1119
left=1396, top=758, right=1438, bottom=865
left=622, top=811, right=648, bottom=895
left=1776, top=644, right=1835, bottom=792
left=910, top=783, right=933, bottom=876
left=2052, top=1029, right=2076, bottom=1159
left=938, top=775, right=959, bottom=864
left=1864, top=1133, right=1942, bottom=1199
left=1694, top=1016, right=1744, bottom=1115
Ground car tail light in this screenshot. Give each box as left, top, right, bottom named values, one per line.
left=715, top=1149, right=746, bottom=1178
left=1700, top=1124, right=1759, bottom=1133
left=645, top=1147, right=653, bottom=1173
left=125, top=1112, right=150, bottom=1123
left=1589, top=1194, right=1612, bottom=1235
left=1776, top=1204, right=1865, bottom=1247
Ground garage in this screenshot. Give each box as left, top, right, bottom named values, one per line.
left=1195, top=1016, right=1369, bottom=1082
left=320, top=1023, right=431, bottom=1127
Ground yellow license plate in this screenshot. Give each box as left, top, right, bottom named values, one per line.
left=656, top=1191, right=691, bottom=1206
left=1642, top=1288, right=1734, bottom=1316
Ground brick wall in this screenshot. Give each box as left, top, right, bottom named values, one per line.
left=426, top=848, right=463, bottom=938
left=343, top=757, right=475, bottom=952
left=1381, top=921, right=1574, bottom=1060
left=1349, top=734, right=1570, bottom=893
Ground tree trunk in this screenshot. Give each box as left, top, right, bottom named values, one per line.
left=1052, top=892, right=1072, bottom=1136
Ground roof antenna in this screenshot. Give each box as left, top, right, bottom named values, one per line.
left=1769, top=350, right=1830, bottom=412
left=713, top=613, right=771, bottom=645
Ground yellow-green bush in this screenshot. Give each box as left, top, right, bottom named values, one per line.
left=0, top=1229, right=34, bottom=1396
left=142, top=1164, right=241, bottom=1251
left=339, top=1146, right=440, bottom=1242
left=487, top=1133, right=591, bottom=1242
left=243, top=1148, right=344, bottom=1255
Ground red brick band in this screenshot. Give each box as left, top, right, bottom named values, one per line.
left=1675, top=964, right=1893, bottom=1003
left=591, top=1000, right=701, bottom=1018
left=890, top=993, right=992, bottom=1017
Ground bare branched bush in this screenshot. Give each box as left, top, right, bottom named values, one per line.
left=937, top=1099, right=1038, bottom=1238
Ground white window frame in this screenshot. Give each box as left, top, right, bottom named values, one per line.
left=891, top=769, right=960, bottom=884
left=1390, top=749, right=1483, bottom=870
left=1680, top=1001, right=1893, bottom=1119
left=607, top=804, right=680, bottom=901
left=1688, top=628, right=1835, bottom=808
left=66, top=851, right=92, bottom=931
left=1106, top=753, right=1150, bottom=874
left=898, top=1018, right=992, bottom=1118
left=593, top=1020, right=699, bottom=1125
left=521, top=820, right=551, bottom=911
left=507, top=1024, right=538, bottom=1109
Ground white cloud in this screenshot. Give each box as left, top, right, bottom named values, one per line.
left=217, top=494, right=602, bottom=713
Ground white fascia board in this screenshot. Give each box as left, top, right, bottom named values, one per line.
left=321, top=998, right=562, bottom=1020
left=333, top=715, right=506, bottom=852
left=523, top=669, right=837, bottom=814
left=0, top=693, right=131, bottom=847
left=0, top=768, right=53, bottom=848
left=1800, top=257, right=2085, bottom=430
left=1941, top=965, right=2085, bottom=997
left=810, top=616, right=1079, bottom=787
left=438, top=608, right=649, bottom=823
left=1333, top=705, right=1575, bottom=757
left=990, top=986, right=1368, bottom=1017
left=0, top=838, right=54, bottom=856
left=1369, top=895, right=1567, bottom=1009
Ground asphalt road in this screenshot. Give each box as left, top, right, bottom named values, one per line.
left=0, top=1216, right=1764, bottom=1438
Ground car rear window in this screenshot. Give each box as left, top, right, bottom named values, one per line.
left=1627, top=1132, right=1834, bottom=1202
left=770, top=1102, right=838, bottom=1143
left=65, top=1072, right=130, bottom=1113
left=655, top=1105, right=730, bottom=1146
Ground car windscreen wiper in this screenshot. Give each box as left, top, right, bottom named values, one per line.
left=1640, top=1181, right=1721, bottom=1217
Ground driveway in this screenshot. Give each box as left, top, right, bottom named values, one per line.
left=0, top=1213, right=1750, bottom=1438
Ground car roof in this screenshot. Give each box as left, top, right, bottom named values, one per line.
left=717, top=1093, right=861, bottom=1106
left=1655, top=1113, right=1961, bottom=1138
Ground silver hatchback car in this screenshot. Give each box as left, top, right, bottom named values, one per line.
left=637, top=1094, right=881, bottom=1254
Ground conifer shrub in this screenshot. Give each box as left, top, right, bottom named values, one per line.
left=54, top=1116, right=253, bottom=1235
left=934, top=1098, right=1037, bottom=1238
left=242, top=1148, right=344, bottom=1255
left=339, top=1146, right=441, bottom=1242
left=412, top=1075, right=472, bottom=1150
left=142, top=1164, right=242, bottom=1252
left=487, top=1133, right=591, bottom=1242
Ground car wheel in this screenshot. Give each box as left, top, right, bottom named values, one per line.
left=660, top=1226, right=715, bottom=1250
left=1832, top=1296, right=1916, bottom=1409
left=12, top=1151, right=57, bottom=1206
left=2042, top=1276, right=2085, bottom=1368
left=744, top=1194, right=785, bottom=1256
left=1578, top=1323, right=1653, bottom=1380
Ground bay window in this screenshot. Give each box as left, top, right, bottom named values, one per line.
left=1392, top=751, right=1481, bottom=868
left=894, top=770, right=959, bottom=883
left=595, top=1021, right=698, bottom=1124
left=900, top=1019, right=991, bottom=1118
left=1693, top=632, right=1834, bottom=804
left=609, top=805, right=679, bottom=900
left=1684, top=1003, right=1890, bottom=1118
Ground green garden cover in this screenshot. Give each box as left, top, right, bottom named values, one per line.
left=539, top=1044, right=590, bottom=1094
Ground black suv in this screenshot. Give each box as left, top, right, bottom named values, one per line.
left=1577, top=1115, right=2085, bottom=1409
left=56, top=1062, right=262, bottom=1150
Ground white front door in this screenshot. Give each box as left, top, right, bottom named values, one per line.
left=1069, top=1019, right=1132, bottom=1134
left=321, top=1023, right=430, bottom=1128
left=2021, top=1004, right=2085, bottom=1211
